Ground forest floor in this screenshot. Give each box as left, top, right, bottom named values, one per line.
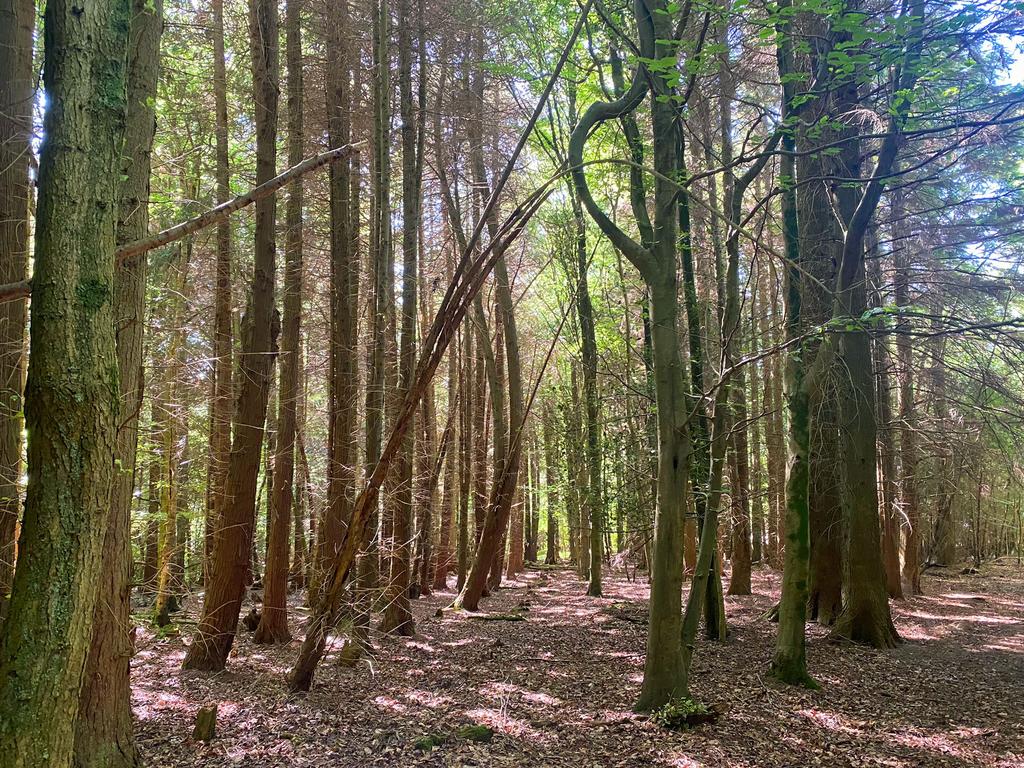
left=133, top=560, right=1024, bottom=767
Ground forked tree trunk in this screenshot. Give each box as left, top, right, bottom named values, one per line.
left=0, top=0, right=130, bottom=759
left=182, top=0, right=279, bottom=672
left=569, top=0, right=694, bottom=710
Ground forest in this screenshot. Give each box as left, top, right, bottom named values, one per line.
left=0, top=0, right=1022, bottom=764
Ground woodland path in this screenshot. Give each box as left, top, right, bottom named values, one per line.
left=133, top=564, right=1024, bottom=767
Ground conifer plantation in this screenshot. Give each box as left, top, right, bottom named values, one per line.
left=2, top=0, right=1024, bottom=765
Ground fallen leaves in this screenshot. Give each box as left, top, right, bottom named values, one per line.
left=131, top=561, right=1024, bottom=767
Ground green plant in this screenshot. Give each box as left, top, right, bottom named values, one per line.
left=650, top=697, right=716, bottom=730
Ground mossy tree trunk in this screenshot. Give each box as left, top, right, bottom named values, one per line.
left=0, top=0, right=130, bottom=760
left=74, top=0, right=161, bottom=762
left=771, top=14, right=815, bottom=683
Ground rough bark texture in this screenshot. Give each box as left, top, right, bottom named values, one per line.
left=770, top=35, right=815, bottom=683
left=317, top=0, right=357, bottom=603
left=182, top=0, right=278, bottom=671
left=73, top=0, right=161, bottom=762
left=0, top=0, right=130, bottom=761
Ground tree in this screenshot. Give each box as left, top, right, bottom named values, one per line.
left=73, top=0, right=161, bottom=763
left=182, top=0, right=280, bottom=671
left=570, top=0, right=696, bottom=711
left=0, top=0, right=32, bottom=614
left=255, top=0, right=306, bottom=645
left=0, top=0, right=131, bottom=760
left=204, top=0, right=233, bottom=586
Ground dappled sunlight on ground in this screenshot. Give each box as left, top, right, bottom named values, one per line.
left=131, top=560, right=1024, bottom=766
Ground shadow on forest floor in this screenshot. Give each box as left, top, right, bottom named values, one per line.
left=132, top=560, right=1024, bottom=767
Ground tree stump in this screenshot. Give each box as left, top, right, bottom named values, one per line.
left=192, top=704, right=217, bottom=742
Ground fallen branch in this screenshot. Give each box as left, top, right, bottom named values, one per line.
left=0, top=142, right=365, bottom=304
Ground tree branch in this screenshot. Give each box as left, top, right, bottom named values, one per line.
left=0, top=142, right=365, bottom=304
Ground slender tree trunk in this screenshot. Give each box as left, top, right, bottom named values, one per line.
left=143, top=452, right=161, bottom=593
left=771, top=28, right=815, bottom=682
left=893, top=188, right=922, bottom=593
left=205, top=0, right=234, bottom=587
left=0, top=0, right=130, bottom=759
left=747, top=270, right=765, bottom=565
left=255, top=0, right=304, bottom=644
left=153, top=342, right=181, bottom=626
left=432, top=329, right=458, bottom=591
left=379, top=0, right=420, bottom=634
left=0, top=0, right=32, bottom=612
left=182, top=0, right=279, bottom=671
left=317, top=0, right=357, bottom=603
left=869, top=248, right=903, bottom=600
left=290, top=352, right=308, bottom=588
left=456, top=324, right=473, bottom=590
left=543, top=402, right=560, bottom=564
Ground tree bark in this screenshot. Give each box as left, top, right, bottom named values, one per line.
left=255, top=0, right=305, bottom=644
left=0, top=0, right=130, bottom=760
left=74, top=0, right=160, bottom=761
left=205, top=0, right=233, bottom=588
left=543, top=400, right=560, bottom=564
left=892, top=188, right=922, bottom=593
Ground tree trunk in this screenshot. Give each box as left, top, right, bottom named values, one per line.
left=379, top=0, right=419, bottom=635
left=892, top=188, right=922, bottom=593
left=869, top=248, right=903, bottom=600
left=255, top=0, right=304, bottom=644
left=182, top=0, right=279, bottom=671
left=317, top=0, right=357, bottom=604
left=0, top=0, right=130, bottom=759
left=543, top=400, right=561, bottom=564
left=569, top=190, right=603, bottom=596
left=74, top=0, right=160, bottom=761
left=456, top=324, right=473, bottom=590
left=205, top=0, right=234, bottom=588
left=0, top=0, right=32, bottom=611
left=432, top=327, right=458, bottom=591
left=770, top=33, right=815, bottom=683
